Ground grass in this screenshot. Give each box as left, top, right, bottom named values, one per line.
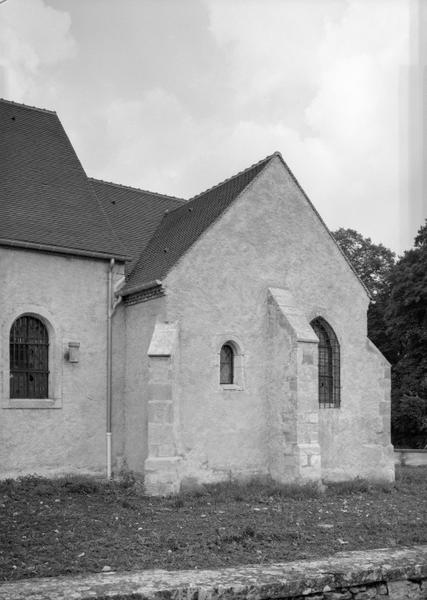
left=1, top=466, right=427, bottom=582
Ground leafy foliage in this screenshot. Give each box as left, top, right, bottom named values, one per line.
left=332, top=227, right=397, bottom=362
left=333, top=223, right=427, bottom=447
left=332, top=228, right=395, bottom=298
left=385, top=221, right=427, bottom=400
left=384, top=221, right=427, bottom=446
left=391, top=394, right=427, bottom=448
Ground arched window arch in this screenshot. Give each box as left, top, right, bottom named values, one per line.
left=310, top=317, right=340, bottom=408
left=10, top=315, right=49, bottom=399
left=220, top=342, right=235, bottom=385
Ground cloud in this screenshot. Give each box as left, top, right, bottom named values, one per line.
left=200, top=0, right=410, bottom=250
left=0, top=0, right=412, bottom=252
left=86, top=0, right=409, bottom=250
left=0, top=0, right=76, bottom=102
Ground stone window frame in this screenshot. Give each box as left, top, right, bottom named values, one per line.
left=10, top=315, right=49, bottom=399
left=215, top=336, right=245, bottom=391
left=309, top=315, right=341, bottom=409
left=1, top=305, right=63, bottom=409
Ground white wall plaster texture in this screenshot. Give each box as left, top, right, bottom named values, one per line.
left=0, top=247, right=124, bottom=478
left=123, top=296, right=167, bottom=473
left=151, top=156, right=394, bottom=489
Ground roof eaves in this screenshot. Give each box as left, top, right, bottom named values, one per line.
left=118, top=279, right=162, bottom=297
left=88, top=178, right=186, bottom=204
left=121, top=153, right=276, bottom=296
left=0, top=238, right=130, bottom=261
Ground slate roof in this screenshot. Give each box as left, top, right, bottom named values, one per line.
left=123, top=153, right=276, bottom=295
left=2, top=98, right=369, bottom=299
left=0, top=99, right=128, bottom=260
left=89, top=178, right=184, bottom=272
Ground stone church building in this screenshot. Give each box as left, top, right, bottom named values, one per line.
left=0, top=99, right=394, bottom=494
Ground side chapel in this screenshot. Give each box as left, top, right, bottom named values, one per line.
left=0, top=99, right=394, bottom=494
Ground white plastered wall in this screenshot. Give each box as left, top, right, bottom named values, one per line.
left=0, top=246, right=125, bottom=478
left=123, top=155, right=394, bottom=490
left=158, top=156, right=393, bottom=486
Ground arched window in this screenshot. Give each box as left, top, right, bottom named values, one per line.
left=220, top=343, right=234, bottom=385
left=10, top=315, right=49, bottom=399
left=310, top=317, right=340, bottom=408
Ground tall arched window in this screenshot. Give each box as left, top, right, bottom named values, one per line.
left=310, top=317, right=340, bottom=408
left=10, top=315, right=49, bottom=399
left=220, top=343, right=234, bottom=385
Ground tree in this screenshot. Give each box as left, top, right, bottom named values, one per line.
left=332, top=228, right=396, bottom=298
left=333, top=223, right=427, bottom=448
left=332, top=228, right=397, bottom=362
left=385, top=221, right=427, bottom=402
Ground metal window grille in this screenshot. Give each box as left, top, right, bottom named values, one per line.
left=220, top=344, right=234, bottom=384
left=310, top=317, right=340, bottom=408
left=10, top=316, right=49, bottom=399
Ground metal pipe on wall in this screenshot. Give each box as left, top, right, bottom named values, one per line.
left=106, top=258, right=114, bottom=479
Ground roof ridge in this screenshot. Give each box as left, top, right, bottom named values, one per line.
left=123, top=151, right=279, bottom=295
left=0, top=98, right=56, bottom=115
left=186, top=151, right=280, bottom=203
left=88, top=177, right=185, bottom=203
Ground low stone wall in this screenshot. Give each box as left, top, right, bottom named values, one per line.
left=1, top=546, right=427, bottom=600
left=395, top=449, right=427, bottom=467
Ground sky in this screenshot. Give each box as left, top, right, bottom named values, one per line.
left=0, top=0, right=422, bottom=254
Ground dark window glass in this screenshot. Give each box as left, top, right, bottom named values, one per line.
left=310, top=317, right=340, bottom=408
left=10, top=316, right=49, bottom=399
left=220, top=344, right=234, bottom=384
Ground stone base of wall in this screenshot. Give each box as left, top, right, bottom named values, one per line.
left=143, top=456, right=182, bottom=495
left=2, top=545, right=427, bottom=600
left=395, top=449, right=427, bottom=467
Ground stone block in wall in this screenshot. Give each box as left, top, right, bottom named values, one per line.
left=387, top=580, right=425, bottom=600
left=144, top=456, right=182, bottom=496
left=149, top=357, right=171, bottom=382
left=307, top=411, right=319, bottom=424
left=148, top=383, right=172, bottom=401
left=148, top=401, right=173, bottom=423
left=379, top=401, right=390, bottom=415
left=352, top=585, right=381, bottom=600
left=297, top=443, right=321, bottom=473
left=325, top=591, right=352, bottom=600
left=145, top=321, right=181, bottom=495
left=148, top=443, right=176, bottom=458
left=148, top=423, right=174, bottom=445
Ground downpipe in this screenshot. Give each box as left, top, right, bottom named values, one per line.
left=106, top=258, right=114, bottom=479
left=106, top=258, right=124, bottom=479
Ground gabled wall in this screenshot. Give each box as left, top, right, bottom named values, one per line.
left=147, top=156, right=393, bottom=487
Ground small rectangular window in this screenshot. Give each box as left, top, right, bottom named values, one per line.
left=220, top=344, right=234, bottom=384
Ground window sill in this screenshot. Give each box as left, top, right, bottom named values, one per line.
left=221, top=384, right=244, bottom=391
left=3, top=398, right=61, bottom=409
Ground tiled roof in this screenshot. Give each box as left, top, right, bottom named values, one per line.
left=123, top=153, right=276, bottom=295
left=89, top=178, right=185, bottom=272
left=0, top=99, right=128, bottom=260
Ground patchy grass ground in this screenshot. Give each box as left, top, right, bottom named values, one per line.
left=1, top=466, right=426, bottom=582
